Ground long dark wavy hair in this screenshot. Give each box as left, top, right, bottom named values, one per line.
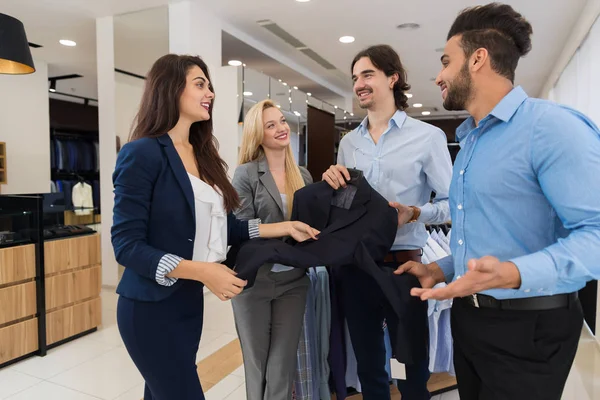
left=129, top=54, right=240, bottom=212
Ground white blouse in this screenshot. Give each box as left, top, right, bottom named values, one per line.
left=155, top=173, right=261, bottom=287
left=187, top=173, right=228, bottom=263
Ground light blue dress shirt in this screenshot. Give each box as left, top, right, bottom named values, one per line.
left=337, top=110, right=452, bottom=250
left=437, top=86, right=600, bottom=299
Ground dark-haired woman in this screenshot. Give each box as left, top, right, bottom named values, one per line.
left=112, top=54, right=319, bottom=400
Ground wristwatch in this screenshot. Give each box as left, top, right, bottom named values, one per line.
left=408, top=206, right=421, bottom=223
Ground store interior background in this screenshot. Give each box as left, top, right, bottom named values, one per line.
left=1, top=0, right=600, bottom=399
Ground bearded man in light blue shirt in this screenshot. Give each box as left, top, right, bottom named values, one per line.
left=397, top=3, right=600, bottom=400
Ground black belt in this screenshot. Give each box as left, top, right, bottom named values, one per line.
left=460, top=292, right=578, bottom=311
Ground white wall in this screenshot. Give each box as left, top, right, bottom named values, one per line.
left=115, top=73, right=144, bottom=147
left=547, top=12, right=600, bottom=346
left=0, top=59, right=50, bottom=194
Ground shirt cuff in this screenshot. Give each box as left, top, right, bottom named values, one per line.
left=156, top=253, right=182, bottom=287
left=510, top=251, right=558, bottom=295
left=417, top=203, right=434, bottom=223
left=248, top=218, right=261, bottom=239
left=435, top=255, right=455, bottom=283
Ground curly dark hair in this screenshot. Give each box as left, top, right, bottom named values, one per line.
left=351, top=45, right=411, bottom=111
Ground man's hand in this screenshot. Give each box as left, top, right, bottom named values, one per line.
left=322, top=165, right=350, bottom=189
left=410, top=256, right=522, bottom=301
left=395, top=261, right=445, bottom=289
left=389, top=202, right=417, bottom=227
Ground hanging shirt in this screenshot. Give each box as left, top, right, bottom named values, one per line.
left=72, top=182, right=93, bottom=215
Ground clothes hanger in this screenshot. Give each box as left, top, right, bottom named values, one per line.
left=346, top=168, right=363, bottom=185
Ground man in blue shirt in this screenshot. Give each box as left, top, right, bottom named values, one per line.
left=323, top=45, right=452, bottom=400
left=397, top=3, right=600, bottom=400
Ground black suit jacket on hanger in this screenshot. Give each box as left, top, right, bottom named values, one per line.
left=227, top=176, right=428, bottom=364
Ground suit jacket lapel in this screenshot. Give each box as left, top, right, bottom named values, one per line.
left=258, top=158, right=284, bottom=217
left=157, top=134, right=195, bottom=216
left=318, top=177, right=371, bottom=236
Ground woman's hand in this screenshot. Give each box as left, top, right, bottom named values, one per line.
left=286, top=221, right=320, bottom=242
left=198, top=263, right=247, bottom=301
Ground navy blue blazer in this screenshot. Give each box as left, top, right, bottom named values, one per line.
left=111, top=134, right=250, bottom=302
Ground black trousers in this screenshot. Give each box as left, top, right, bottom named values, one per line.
left=451, top=295, right=583, bottom=400
left=341, top=264, right=430, bottom=400
left=117, top=280, right=205, bottom=400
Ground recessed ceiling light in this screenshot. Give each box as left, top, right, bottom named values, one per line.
left=294, top=111, right=301, bottom=116
left=339, top=36, right=355, bottom=44
left=397, top=23, right=420, bottom=30
left=307, top=92, right=312, bottom=96
left=243, top=63, right=247, bottom=67
left=282, top=82, right=288, bottom=86
left=243, top=91, right=253, bottom=96
left=406, top=93, right=413, bottom=98
left=293, top=86, right=298, bottom=90
left=422, top=111, right=431, bottom=116
left=59, top=39, right=76, bottom=47
left=276, top=104, right=281, bottom=108
left=334, top=105, right=338, bottom=109
left=296, top=0, right=311, bottom=2
left=228, top=60, right=242, bottom=66
left=350, top=113, right=354, bottom=116
left=413, top=103, right=423, bottom=108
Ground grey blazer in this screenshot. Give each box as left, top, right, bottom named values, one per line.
left=232, top=157, right=313, bottom=224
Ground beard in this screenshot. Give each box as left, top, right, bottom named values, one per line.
left=443, top=61, right=473, bottom=111
left=356, top=87, right=374, bottom=109
left=359, top=99, right=374, bottom=109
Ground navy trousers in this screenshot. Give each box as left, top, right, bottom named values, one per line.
left=341, top=264, right=431, bottom=400
left=117, top=280, right=206, bottom=400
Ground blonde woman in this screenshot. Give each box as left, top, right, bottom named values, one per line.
left=232, top=99, right=312, bottom=400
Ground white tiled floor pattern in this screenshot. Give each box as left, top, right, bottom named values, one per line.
left=1, top=289, right=599, bottom=399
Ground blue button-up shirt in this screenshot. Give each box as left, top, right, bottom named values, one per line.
left=337, top=110, right=452, bottom=250
left=437, top=86, right=600, bottom=299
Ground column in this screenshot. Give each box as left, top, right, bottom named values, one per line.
left=96, top=16, right=119, bottom=287
left=168, top=1, right=241, bottom=172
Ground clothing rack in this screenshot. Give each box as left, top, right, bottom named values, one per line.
left=426, top=222, right=452, bottom=235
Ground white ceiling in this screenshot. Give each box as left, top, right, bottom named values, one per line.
left=1, top=0, right=587, bottom=119
left=205, top=0, right=587, bottom=118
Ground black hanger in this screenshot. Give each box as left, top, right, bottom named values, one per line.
left=346, top=168, right=363, bottom=185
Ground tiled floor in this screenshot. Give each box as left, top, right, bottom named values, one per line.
left=1, top=288, right=599, bottom=400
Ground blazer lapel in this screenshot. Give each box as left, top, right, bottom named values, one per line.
left=319, top=177, right=371, bottom=236
left=157, top=135, right=195, bottom=216
left=258, top=158, right=284, bottom=216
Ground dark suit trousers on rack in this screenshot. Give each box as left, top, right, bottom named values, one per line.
left=451, top=296, right=583, bottom=400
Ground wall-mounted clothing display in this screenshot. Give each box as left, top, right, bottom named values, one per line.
left=52, top=179, right=100, bottom=213
left=51, top=137, right=99, bottom=172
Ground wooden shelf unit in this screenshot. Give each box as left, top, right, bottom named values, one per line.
left=0, top=244, right=38, bottom=365
left=0, top=233, right=102, bottom=368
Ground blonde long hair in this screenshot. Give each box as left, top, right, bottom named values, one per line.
left=238, top=99, right=306, bottom=218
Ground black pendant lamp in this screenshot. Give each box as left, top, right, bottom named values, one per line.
left=0, top=13, right=35, bottom=74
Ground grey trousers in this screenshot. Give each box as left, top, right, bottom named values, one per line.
left=232, top=265, right=309, bottom=400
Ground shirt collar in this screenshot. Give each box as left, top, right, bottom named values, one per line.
left=456, top=86, right=528, bottom=142
left=358, top=109, right=407, bottom=137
